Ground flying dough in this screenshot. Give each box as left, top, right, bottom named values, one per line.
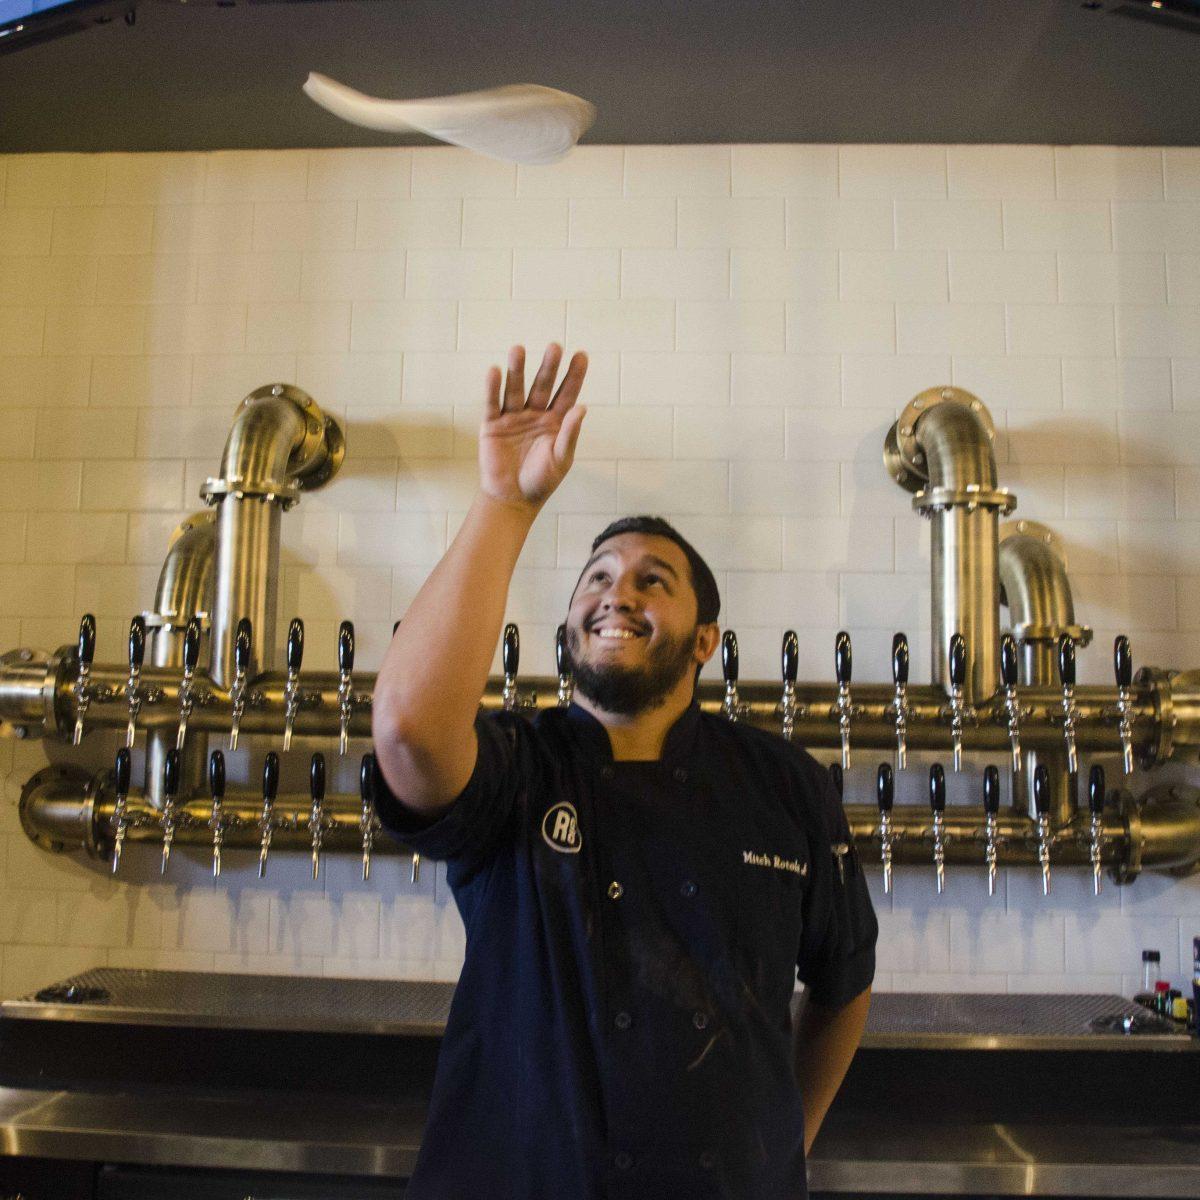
left=302, top=73, right=596, bottom=166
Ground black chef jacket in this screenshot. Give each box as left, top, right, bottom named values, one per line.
left=373, top=700, right=877, bottom=1200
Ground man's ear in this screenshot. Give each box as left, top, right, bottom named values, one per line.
left=693, top=622, right=721, bottom=667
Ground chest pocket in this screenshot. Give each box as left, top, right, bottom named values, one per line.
left=734, top=830, right=808, bottom=1007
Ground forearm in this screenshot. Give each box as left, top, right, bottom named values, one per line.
left=792, top=986, right=871, bottom=1155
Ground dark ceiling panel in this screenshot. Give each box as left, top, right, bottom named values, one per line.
left=0, top=0, right=1198, bottom=152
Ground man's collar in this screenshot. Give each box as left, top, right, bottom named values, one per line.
left=564, top=699, right=702, bottom=765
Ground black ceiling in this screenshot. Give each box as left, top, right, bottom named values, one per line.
left=1, top=0, right=1199, bottom=153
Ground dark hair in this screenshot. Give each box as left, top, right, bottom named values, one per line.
left=588, top=515, right=720, bottom=625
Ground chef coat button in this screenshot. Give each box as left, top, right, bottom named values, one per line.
left=693, top=1010, right=709, bottom=1030
left=699, top=1149, right=717, bottom=1170
left=680, top=879, right=697, bottom=898
left=673, top=767, right=688, bottom=783
left=599, top=765, right=614, bottom=780
left=607, top=881, right=624, bottom=900
left=614, top=1151, right=633, bottom=1171
left=614, top=1010, right=632, bottom=1030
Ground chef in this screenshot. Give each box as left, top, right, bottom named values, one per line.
left=372, top=343, right=877, bottom=1200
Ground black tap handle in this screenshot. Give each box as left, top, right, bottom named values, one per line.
left=929, top=763, right=946, bottom=813
left=182, top=617, right=201, bottom=673
left=310, top=752, right=326, bottom=803
left=286, top=618, right=304, bottom=674
left=1089, top=764, right=1106, bottom=816
left=114, top=746, right=131, bottom=795
left=1114, top=635, right=1132, bottom=690
left=876, top=763, right=894, bottom=812
left=1058, top=633, right=1075, bottom=688
left=722, top=630, right=739, bottom=684
left=556, top=624, right=569, bottom=676
left=1033, top=764, right=1051, bottom=815
left=1000, top=633, right=1018, bottom=689
left=983, top=764, right=1000, bottom=815
left=360, top=753, right=375, bottom=803
left=262, top=751, right=279, bottom=802
left=77, top=613, right=96, bottom=668
left=128, top=616, right=145, bottom=671
left=163, top=747, right=180, bottom=798
left=234, top=618, right=252, bottom=675
left=892, top=632, right=909, bottom=687
left=828, top=762, right=843, bottom=800
left=835, top=630, right=852, bottom=685
left=338, top=621, right=355, bottom=674
left=502, top=623, right=519, bottom=677
left=781, top=630, right=798, bottom=685
left=948, top=632, right=967, bottom=689
left=209, top=749, right=225, bottom=800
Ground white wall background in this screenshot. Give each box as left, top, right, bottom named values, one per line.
left=1, top=143, right=1198, bottom=1001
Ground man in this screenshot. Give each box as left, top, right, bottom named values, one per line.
left=372, top=343, right=877, bottom=1200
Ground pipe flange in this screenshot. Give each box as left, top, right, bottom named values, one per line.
left=200, top=476, right=303, bottom=507
left=885, top=386, right=995, bottom=493
left=912, top=483, right=1016, bottom=515
left=19, top=765, right=97, bottom=854
left=1110, top=788, right=1142, bottom=885
left=1009, top=623, right=1093, bottom=648
left=1134, top=665, right=1174, bottom=768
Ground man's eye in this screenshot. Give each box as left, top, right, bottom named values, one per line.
left=588, top=572, right=608, bottom=584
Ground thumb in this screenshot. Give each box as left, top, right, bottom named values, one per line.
left=553, top=405, right=587, bottom=469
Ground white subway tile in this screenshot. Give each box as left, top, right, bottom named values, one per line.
left=1113, top=202, right=1200, bottom=253
left=307, top=148, right=411, bottom=200
left=839, top=458, right=912, bottom=518
left=786, top=199, right=894, bottom=250
left=672, top=515, right=782, bottom=570
left=0, top=208, right=53, bottom=255
left=343, top=406, right=454, bottom=459
left=43, top=305, right=143, bottom=356
left=4, top=409, right=34, bottom=457
left=0, top=889, right=58, bottom=945
left=161, top=888, right=270, bottom=956
left=841, top=251, right=947, bottom=303
left=136, top=407, right=230, bottom=460
left=406, top=248, right=511, bottom=300
left=897, top=303, right=1005, bottom=355
left=356, top=199, right=461, bottom=250
left=36, top=408, right=138, bottom=460
left=349, top=301, right=455, bottom=353
left=337, top=512, right=445, bottom=567
left=152, top=204, right=254, bottom=255
left=411, top=147, right=515, bottom=197
left=624, top=145, right=730, bottom=196
left=126, top=511, right=191, bottom=564
left=874, top=910, right=951, bottom=973
left=96, top=254, right=197, bottom=305
left=569, top=299, right=674, bottom=352
left=0, top=513, right=23, bottom=561
left=5, top=155, right=104, bottom=207
left=74, top=564, right=161, bottom=617
left=840, top=570, right=924, bottom=629
left=191, top=354, right=296, bottom=407
left=949, top=252, right=1056, bottom=303
left=0, top=356, right=88, bottom=409
left=1168, top=253, right=1200, bottom=305
left=253, top=201, right=357, bottom=253
left=556, top=514, right=623, bottom=566
left=284, top=564, right=395, bottom=620
left=294, top=353, right=399, bottom=409
left=782, top=516, right=893, bottom=571
left=504, top=568, right=579, bottom=624
left=515, top=249, right=618, bottom=299
left=1118, top=520, right=1200, bottom=575
left=839, top=145, right=947, bottom=199
left=303, top=456, right=397, bottom=513
left=677, top=301, right=784, bottom=353
left=617, top=460, right=728, bottom=514
left=517, top=147, right=624, bottom=197
left=622, top=352, right=729, bottom=407
left=785, top=407, right=895, bottom=462
left=0, top=307, right=41, bottom=357
left=788, top=301, right=895, bottom=355
left=0, top=564, right=73, bottom=620
left=56, top=886, right=161, bottom=950
left=391, top=460, right=479, bottom=513
left=732, top=250, right=836, bottom=302
left=0, top=461, right=81, bottom=511
left=402, top=351, right=496, bottom=406
left=462, top=198, right=568, bottom=248
left=570, top=406, right=672, bottom=459
left=728, top=460, right=841, bottom=517
left=1064, top=913, right=1181, bottom=975
left=675, top=407, right=783, bottom=460
left=946, top=145, right=1055, bottom=200
left=1055, top=147, right=1164, bottom=201
left=1058, top=252, right=1166, bottom=304
left=1118, top=411, right=1200, bottom=466
left=952, top=356, right=1062, bottom=411
left=1174, top=358, right=1200, bottom=410
left=570, top=197, right=675, bottom=248
left=1067, top=465, right=1174, bottom=520
left=1119, top=871, right=1200, bottom=916
left=732, top=353, right=840, bottom=407
left=145, top=304, right=247, bottom=355
left=949, top=912, right=1065, bottom=973
left=457, top=299, right=564, bottom=352
left=623, top=249, right=727, bottom=301
left=1116, top=304, right=1200, bottom=357
left=0, top=256, right=95, bottom=305
left=1008, top=304, right=1115, bottom=357
left=1003, top=202, right=1111, bottom=252
left=895, top=200, right=1003, bottom=251
left=725, top=571, right=838, bottom=626
left=1164, top=149, right=1200, bottom=200
left=205, top=150, right=309, bottom=203
left=195, top=251, right=303, bottom=304
left=104, top=154, right=207, bottom=205
left=731, top=145, right=838, bottom=198
left=1072, top=572, right=1177, bottom=630
left=840, top=353, right=949, bottom=409
left=1006, top=411, right=1118, bottom=466
left=1061, top=356, right=1171, bottom=412
left=82, top=459, right=183, bottom=511
left=678, top=197, right=784, bottom=249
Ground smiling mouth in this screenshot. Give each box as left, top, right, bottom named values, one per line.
left=589, top=626, right=647, bottom=641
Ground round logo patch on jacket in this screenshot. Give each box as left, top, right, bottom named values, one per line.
left=541, top=801, right=582, bottom=853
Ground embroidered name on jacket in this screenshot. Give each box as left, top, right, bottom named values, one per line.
left=742, top=849, right=807, bottom=876
left=542, top=801, right=582, bottom=853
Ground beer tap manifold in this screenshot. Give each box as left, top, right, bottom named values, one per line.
left=1113, top=635, right=1134, bottom=775
left=258, top=751, right=279, bottom=878
left=161, top=747, right=180, bottom=876
left=1058, top=633, right=1079, bottom=776
left=876, top=762, right=894, bottom=894
left=282, top=617, right=305, bottom=752
left=360, top=753, right=378, bottom=883
left=337, top=621, right=355, bottom=756
left=834, top=630, right=853, bottom=769
left=890, top=632, right=909, bottom=771
left=310, top=751, right=326, bottom=880
left=1088, top=764, right=1106, bottom=896
left=124, top=616, right=146, bottom=748
left=1033, top=763, right=1053, bottom=895
left=175, top=617, right=202, bottom=752
left=228, top=618, right=252, bottom=751
left=209, top=750, right=225, bottom=879
left=72, top=613, right=96, bottom=746
left=556, top=624, right=573, bottom=707
left=929, top=763, right=947, bottom=894
left=502, top=622, right=520, bottom=712
left=722, top=630, right=741, bottom=721
left=779, top=630, right=800, bottom=741
left=946, top=632, right=970, bottom=773
left=111, top=747, right=131, bottom=875
left=1000, top=633, right=1022, bottom=774
left=982, top=764, right=1000, bottom=897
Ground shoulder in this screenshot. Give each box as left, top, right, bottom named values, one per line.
left=697, top=712, right=831, bottom=801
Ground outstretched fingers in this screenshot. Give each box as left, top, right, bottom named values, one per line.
left=502, top=345, right=526, bottom=411
left=483, top=364, right=503, bottom=417
left=527, top=343, right=563, bottom=410
left=549, top=350, right=589, bottom=411
left=552, top=404, right=587, bottom=469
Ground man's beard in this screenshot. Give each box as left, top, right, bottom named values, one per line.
left=565, top=624, right=696, bottom=717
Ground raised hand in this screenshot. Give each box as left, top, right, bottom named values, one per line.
left=479, top=343, right=588, bottom=508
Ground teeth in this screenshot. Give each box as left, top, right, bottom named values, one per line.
left=595, top=628, right=639, bottom=639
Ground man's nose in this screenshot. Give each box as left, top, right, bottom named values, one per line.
left=600, top=575, right=638, bottom=610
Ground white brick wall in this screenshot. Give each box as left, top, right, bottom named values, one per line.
left=0, top=144, right=1198, bottom=1001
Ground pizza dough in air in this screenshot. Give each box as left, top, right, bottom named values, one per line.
left=302, top=73, right=596, bottom=166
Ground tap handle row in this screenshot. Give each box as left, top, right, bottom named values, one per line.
left=263, top=750, right=280, bottom=802
left=338, top=621, right=355, bottom=674
left=781, top=629, right=798, bottom=685
left=209, top=748, right=225, bottom=799
left=310, top=751, right=326, bottom=802
left=948, top=632, right=967, bottom=689
left=182, top=617, right=201, bottom=674
left=286, top=618, right=305, bottom=674
left=77, top=613, right=97, bottom=671
left=1114, top=634, right=1132, bottom=689
left=1033, top=764, right=1051, bottom=815
left=929, top=763, right=946, bottom=813
left=1089, top=764, right=1106, bottom=816
left=360, top=753, right=374, bottom=806
left=114, top=745, right=132, bottom=795
left=722, top=630, right=738, bottom=684
left=891, top=632, right=909, bottom=687
left=128, top=616, right=145, bottom=671
left=1058, top=633, right=1076, bottom=688
left=835, top=629, right=852, bottom=685
left=555, top=623, right=569, bottom=676
left=163, top=746, right=180, bottom=799
left=876, top=762, right=893, bottom=812
left=234, top=618, right=253, bottom=675
left=1000, top=633, right=1019, bottom=688
left=983, top=764, right=1000, bottom=815
left=502, top=622, right=519, bottom=677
